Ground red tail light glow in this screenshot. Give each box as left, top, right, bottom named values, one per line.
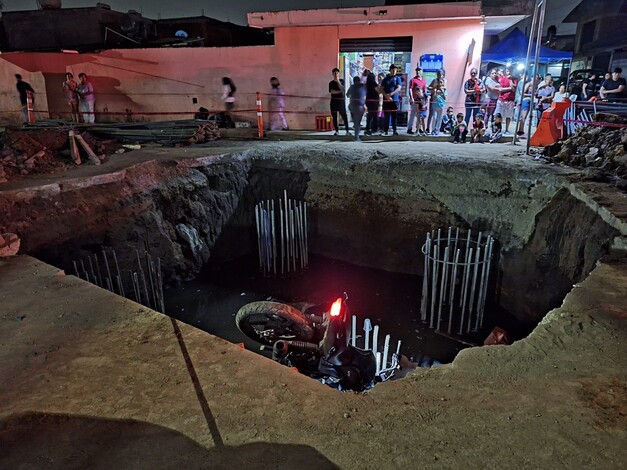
left=329, top=297, right=343, bottom=317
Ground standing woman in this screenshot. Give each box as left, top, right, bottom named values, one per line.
left=222, top=77, right=236, bottom=112
left=463, top=68, right=483, bottom=125
left=365, top=72, right=380, bottom=135
left=268, top=76, right=288, bottom=130
left=63, top=72, right=80, bottom=122
left=346, top=76, right=366, bottom=141
left=427, top=69, right=446, bottom=133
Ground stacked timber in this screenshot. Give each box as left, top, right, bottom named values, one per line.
left=27, top=119, right=221, bottom=145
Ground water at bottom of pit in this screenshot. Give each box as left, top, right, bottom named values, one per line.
left=165, top=254, right=523, bottom=364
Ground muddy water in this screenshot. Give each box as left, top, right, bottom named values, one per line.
left=165, top=255, right=520, bottom=364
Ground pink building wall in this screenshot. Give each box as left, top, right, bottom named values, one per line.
left=0, top=19, right=483, bottom=128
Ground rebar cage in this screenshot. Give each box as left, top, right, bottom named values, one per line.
left=255, top=190, right=309, bottom=276
left=420, top=228, right=495, bottom=335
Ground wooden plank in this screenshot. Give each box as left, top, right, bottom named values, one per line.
left=74, top=133, right=101, bottom=165
left=68, top=131, right=81, bottom=165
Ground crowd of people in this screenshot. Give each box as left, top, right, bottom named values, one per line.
left=14, top=65, right=625, bottom=137
left=325, top=64, right=626, bottom=143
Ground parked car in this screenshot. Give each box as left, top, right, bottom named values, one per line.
left=567, top=69, right=605, bottom=98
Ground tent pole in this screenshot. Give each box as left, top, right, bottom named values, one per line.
left=512, top=0, right=541, bottom=147
left=526, top=0, right=547, bottom=156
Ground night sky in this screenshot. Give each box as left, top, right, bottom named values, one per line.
left=2, top=0, right=384, bottom=24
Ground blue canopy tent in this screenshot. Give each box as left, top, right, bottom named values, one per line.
left=482, top=28, right=573, bottom=64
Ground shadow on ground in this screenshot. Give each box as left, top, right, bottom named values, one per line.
left=0, top=412, right=339, bottom=470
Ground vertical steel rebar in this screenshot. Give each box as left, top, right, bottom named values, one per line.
left=459, top=247, right=473, bottom=335
left=429, top=243, right=439, bottom=329
left=87, top=257, right=97, bottom=286
left=304, top=201, right=309, bottom=267
left=382, top=334, right=390, bottom=369
left=72, top=260, right=80, bottom=279
left=351, top=315, right=357, bottom=347
left=372, top=325, right=380, bottom=356
left=436, top=246, right=449, bottom=331
left=271, top=200, right=277, bottom=275
left=479, top=238, right=494, bottom=329
left=112, top=250, right=125, bottom=297
left=364, top=318, right=371, bottom=350
left=420, top=233, right=430, bottom=321
left=467, top=247, right=482, bottom=332
left=102, top=249, right=113, bottom=291
left=255, top=205, right=262, bottom=269
left=448, top=248, right=461, bottom=334
left=93, top=254, right=103, bottom=287
left=279, top=201, right=285, bottom=274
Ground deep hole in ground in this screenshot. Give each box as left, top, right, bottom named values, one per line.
left=2, top=152, right=618, bottom=369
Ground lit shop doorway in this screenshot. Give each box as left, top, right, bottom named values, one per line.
left=339, top=37, right=412, bottom=126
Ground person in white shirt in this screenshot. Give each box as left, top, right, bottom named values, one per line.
left=77, top=73, right=96, bottom=123
left=553, top=84, right=568, bottom=103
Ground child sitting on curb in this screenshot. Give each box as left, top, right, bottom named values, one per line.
left=452, top=113, right=467, bottom=143
left=470, top=113, right=485, bottom=143
left=488, top=113, right=503, bottom=143
left=440, top=106, right=455, bottom=134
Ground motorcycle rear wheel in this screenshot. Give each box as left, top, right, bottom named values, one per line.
left=236, top=301, right=315, bottom=346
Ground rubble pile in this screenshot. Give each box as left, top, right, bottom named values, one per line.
left=544, top=114, right=627, bottom=187
left=0, top=129, right=68, bottom=183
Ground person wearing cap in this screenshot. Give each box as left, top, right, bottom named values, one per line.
left=329, top=67, right=350, bottom=135
left=407, top=66, right=426, bottom=135
left=599, top=68, right=626, bottom=103
left=381, top=64, right=403, bottom=135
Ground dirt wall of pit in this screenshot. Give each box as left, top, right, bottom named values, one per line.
left=0, top=144, right=621, bottom=323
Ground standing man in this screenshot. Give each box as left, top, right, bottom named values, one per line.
left=599, top=68, right=626, bottom=102
left=63, top=72, right=80, bottom=122
left=381, top=64, right=402, bottom=136
left=494, top=69, right=516, bottom=135
left=329, top=67, right=350, bottom=136
left=15, top=74, right=34, bottom=125
left=483, top=69, right=500, bottom=126
left=407, top=66, right=426, bottom=135
left=77, top=73, right=96, bottom=124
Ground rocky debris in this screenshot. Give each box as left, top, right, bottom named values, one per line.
left=0, top=129, right=115, bottom=184
left=544, top=113, right=627, bottom=189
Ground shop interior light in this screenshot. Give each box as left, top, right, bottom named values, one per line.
left=517, top=63, right=525, bottom=71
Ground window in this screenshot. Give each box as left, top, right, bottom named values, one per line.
left=580, top=20, right=596, bottom=48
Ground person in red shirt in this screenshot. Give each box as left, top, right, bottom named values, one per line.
left=494, top=69, right=517, bottom=135
left=407, top=66, right=426, bottom=134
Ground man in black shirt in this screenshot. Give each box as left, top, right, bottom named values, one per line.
left=599, top=68, right=626, bottom=103
left=15, top=74, right=35, bottom=124
left=329, top=67, right=350, bottom=136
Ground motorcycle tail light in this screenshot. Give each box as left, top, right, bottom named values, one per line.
left=329, top=297, right=343, bottom=317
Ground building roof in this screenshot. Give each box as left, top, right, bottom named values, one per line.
left=563, top=0, right=627, bottom=23
left=247, top=2, right=525, bottom=33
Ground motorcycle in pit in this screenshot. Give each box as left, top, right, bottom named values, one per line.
left=236, top=294, right=384, bottom=391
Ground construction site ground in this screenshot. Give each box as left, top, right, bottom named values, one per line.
left=0, top=139, right=626, bottom=469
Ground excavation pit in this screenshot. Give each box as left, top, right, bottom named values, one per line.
left=0, top=141, right=625, bottom=468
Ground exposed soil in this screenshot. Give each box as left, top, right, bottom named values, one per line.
left=0, top=139, right=626, bottom=468
left=0, top=254, right=625, bottom=469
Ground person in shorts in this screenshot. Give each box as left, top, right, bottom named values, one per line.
left=494, top=69, right=516, bottom=135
